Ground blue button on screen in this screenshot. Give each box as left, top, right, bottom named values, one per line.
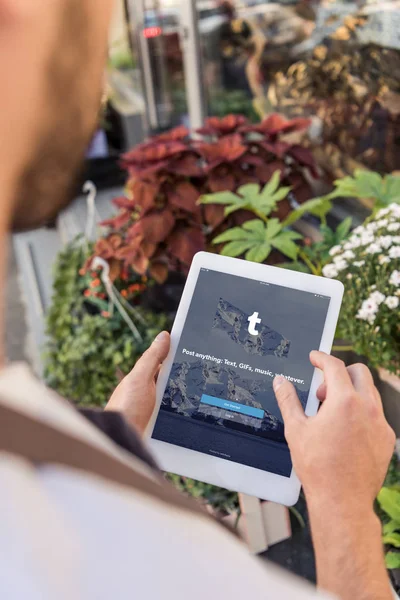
left=200, top=394, right=264, bottom=419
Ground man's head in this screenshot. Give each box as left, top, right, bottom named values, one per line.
left=0, top=0, right=114, bottom=230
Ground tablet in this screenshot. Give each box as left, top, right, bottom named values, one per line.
left=148, top=252, right=344, bottom=505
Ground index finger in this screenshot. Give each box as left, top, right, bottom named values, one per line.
left=310, top=351, right=354, bottom=398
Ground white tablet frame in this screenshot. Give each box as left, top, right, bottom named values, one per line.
left=147, top=252, right=344, bottom=506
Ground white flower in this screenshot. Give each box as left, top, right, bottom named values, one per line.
left=360, top=233, right=375, bottom=246
left=385, top=296, right=399, bottom=309
left=376, top=207, right=391, bottom=218
left=342, top=250, right=355, bottom=260
left=370, top=291, right=385, bottom=305
left=389, top=270, right=400, bottom=286
left=389, top=246, right=400, bottom=259
left=366, top=222, right=379, bottom=232
left=333, top=257, right=348, bottom=271
left=377, top=236, right=393, bottom=249
left=366, top=243, right=382, bottom=254
left=353, top=225, right=365, bottom=235
left=353, top=260, right=365, bottom=267
left=370, top=285, right=377, bottom=290
left=388, top=222, right=400, bottom=232
left=356, top=300, right=377, bottom=323
left=322, top=264, right=338, bottom=278
left=376, top=219, right=389, bottom=228
left=378, top=255, right=390, bottom=265
left=374, top=326, right=380, bottom=333
left=344, top=237, right=362, bottom=250
left=393, top=236, right=400, bottom=244
left=346, top=273, right=353, bottom=280
left=329, top=245, right=342, bottom=256
left=389, top=204, right=400, bottom=217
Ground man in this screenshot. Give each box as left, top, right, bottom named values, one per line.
left=0, top=2, right=395, bottom=599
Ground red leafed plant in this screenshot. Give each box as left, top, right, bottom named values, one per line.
left=93, top=114, right=318, bottom=283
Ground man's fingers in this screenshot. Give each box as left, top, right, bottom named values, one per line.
left=310, top=351, right=353, bottom=398
left=347, top=363, right=382, bottom=407
left=316, top=382, right=327, bottom=402
left=131, top=331, right=170, bottom=380
left=273, top=376, right=306, bottom=430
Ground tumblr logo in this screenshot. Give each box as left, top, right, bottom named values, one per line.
left=248, top=312, right=261, bottom=336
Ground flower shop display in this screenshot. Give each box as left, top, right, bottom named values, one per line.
left=45, top=237, right=169, bottom=406
left=321, top=203, right=400, bottom=375
left=93, top=114, right=318, bottom=284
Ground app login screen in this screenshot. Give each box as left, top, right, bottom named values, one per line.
left=152, top=269, right=330, bottom=477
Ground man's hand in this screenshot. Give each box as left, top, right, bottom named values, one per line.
left=273, top=352, right=395, bottom=600
left=105, top=331, right=170, bottom=436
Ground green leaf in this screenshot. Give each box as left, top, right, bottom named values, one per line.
left=265, top=218, right=282, bottom=240
left=383, top=520, right=399, bottom=535
left=383, top=532, right=400, bottom=548
left=377, top=488, right=400, bottom=522
left=242, top=219, right=266, bottom=234
left=271, top=235, right=300, bottom=260
left=245, top=243, right=271, bottom=263
left=261, top=170, right=281, bottom=198
left=237, top=183, right=260, bottom=199
left=385, top=552, right=400, bottom=570
left=213, top=227, right=248, bottom=244
left=269, top=186, right=292, bottom=204
left=224, top=201, right=248, bottom=216
left=283, top=197, right=332, bottom=228
left=221, top=241, right=253, bottom=257
left=384, top=175, right=400, bottom=203
left=336, top=216, right=353, bottom=241
left=199, top=191, right=238, bottom=205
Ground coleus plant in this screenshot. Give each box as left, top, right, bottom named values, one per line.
left=93, top=114, right=318, bottom=283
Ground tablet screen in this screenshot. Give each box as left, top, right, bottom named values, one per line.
left=152, top=268, right=330, bottom=477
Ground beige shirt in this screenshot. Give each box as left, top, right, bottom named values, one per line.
left=0, top=364, right=332, bottom=600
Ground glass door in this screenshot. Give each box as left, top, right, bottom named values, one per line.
left=126, top=0, right=189, bottom=133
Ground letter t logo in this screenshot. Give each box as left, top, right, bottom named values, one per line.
left=248, top=312, right=261, bottom=336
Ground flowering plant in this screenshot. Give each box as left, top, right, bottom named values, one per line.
left=93, top=114, right=318, bottom=283
left=322, top=204, right=400, bottom=374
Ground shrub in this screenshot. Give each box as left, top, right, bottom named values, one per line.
left=93, top=114, right=318, bottom=283
left=44, top=238, right=169, bottom=406
left=322, top=204, right=400, bottom=374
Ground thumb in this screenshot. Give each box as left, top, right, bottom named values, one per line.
left=273, top=376, right=306, bottom=430
left=132, top=331, right=170, bottom=380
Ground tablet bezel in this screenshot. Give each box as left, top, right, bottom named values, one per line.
left=147, top=252, right=344, bottom=506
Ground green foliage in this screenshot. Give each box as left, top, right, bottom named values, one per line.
left=201, top=172, right=330, bottom=264
left=280, top=218, right=353, bottom=276
left=44, top=238, right=169, bottom=406
left=208, top=89, right=259, bottom=122
left=166, top=473, right=240, bottom=518
left=200, top=172, right=292, bottom=219
left=318, top=170, right=400, bottom=215
left=377, top=453, right=400, bottom=570
left=213, top=218, right=302, bottom=262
